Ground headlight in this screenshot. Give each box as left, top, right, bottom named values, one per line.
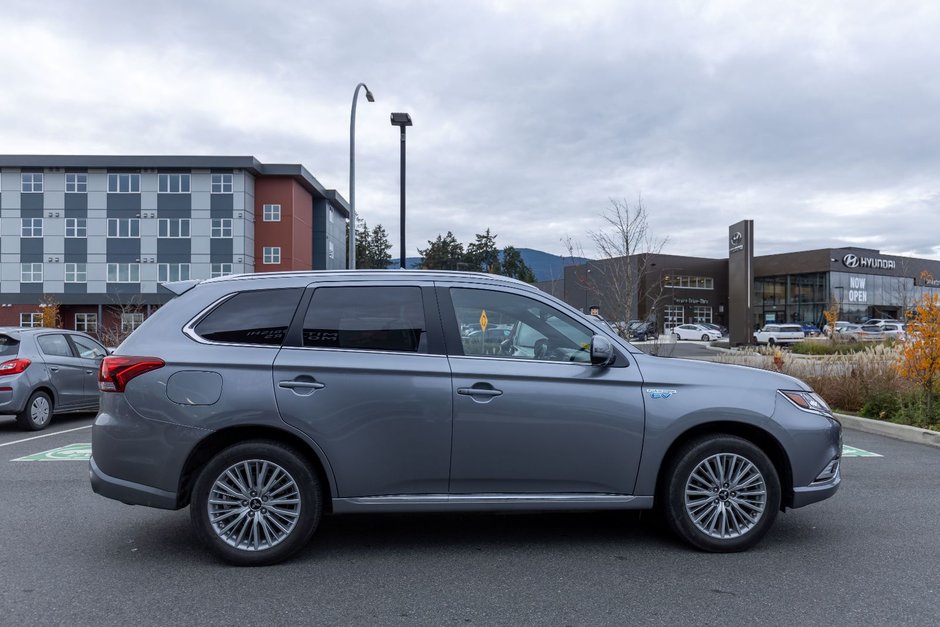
left=779, top=390, right=833, bottom=417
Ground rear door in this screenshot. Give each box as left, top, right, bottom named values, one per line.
left=35, top=333, right=86, bottom=410
left=272, top=283, right=453, bottom=497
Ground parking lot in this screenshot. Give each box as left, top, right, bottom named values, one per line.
left=1, top=413, right=937, bottom=626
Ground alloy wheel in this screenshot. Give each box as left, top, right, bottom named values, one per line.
left=684, top=453, right=767, bottom=540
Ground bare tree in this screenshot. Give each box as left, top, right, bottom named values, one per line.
left=98, top=296, right=147, bottom=349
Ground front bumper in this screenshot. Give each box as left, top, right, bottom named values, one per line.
left=791, top=466, right=841, bottom=508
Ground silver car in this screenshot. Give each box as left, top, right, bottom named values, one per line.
left=0, top=327, right=108, bottom=430
left=90, top=271, right=841, bottom=565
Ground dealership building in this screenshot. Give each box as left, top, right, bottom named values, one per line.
left=0, top=155, right=348, bottom=338
left=550, top=220, right=940, bottom=344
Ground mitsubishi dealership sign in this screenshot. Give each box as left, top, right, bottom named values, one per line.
left=842, top=253, right=896, bottom=270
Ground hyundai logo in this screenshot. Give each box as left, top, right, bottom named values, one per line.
left=730, top=232, right=743, bottom=246
left=843, top=254, right=860, bottom=268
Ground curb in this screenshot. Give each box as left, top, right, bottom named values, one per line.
left=835, top=412, right=940, bottom=449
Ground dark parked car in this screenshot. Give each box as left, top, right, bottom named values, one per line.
left=0, top=327, right=108, bottom=430
left=91, top=271, right=841, bottom=565
left=799, top=323, right=822, bottom=337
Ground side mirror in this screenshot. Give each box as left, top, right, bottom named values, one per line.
left=590, top=335, right=614, bottom=366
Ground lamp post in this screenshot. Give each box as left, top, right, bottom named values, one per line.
left=390, top=112, right=412, bottom=269
left=348, top=82, right=374, bottom=270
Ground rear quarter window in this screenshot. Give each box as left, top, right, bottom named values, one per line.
left=0, top=335, right=20, bottom=357
left=193, top=288, right=304, bottom=345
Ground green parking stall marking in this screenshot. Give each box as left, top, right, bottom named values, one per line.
left=13, top=442, right=92, bottom=462
left=841, top=445, right=882, bottom=458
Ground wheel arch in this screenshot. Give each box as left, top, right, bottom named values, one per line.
left=177, top=424, right=336, bottom=512
left=27, top=386, right=57, bottom=412
left=654, top=421, right=793, bottom=511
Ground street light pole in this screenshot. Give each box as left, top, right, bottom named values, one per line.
left=349, top=82, right=374, bottom=270
left=390, top=112, right=412, bottom=269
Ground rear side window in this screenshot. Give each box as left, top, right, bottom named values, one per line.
left=302, top=286, right=426, bottom=353
left=37, top=334, right=73, bottom=357
left=0, top=335, right=19, bottom=357
left=194, top=289, right=303, bottom=345
left=71, top=335, right=108, bottom=359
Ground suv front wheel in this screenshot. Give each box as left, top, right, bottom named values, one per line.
left=190, top=441, right=322, bottom=566
left=664, top=434, right=780, bottom=552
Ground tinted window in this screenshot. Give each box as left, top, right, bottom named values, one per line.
left=71, top=335, right=108, bottom=359
left=194, top=289, right=303, bottom=345
left=302, top=287, right=426, bottom=353
left=37, top=334, right=73, bottom=357
left=0, top=335, right=19, bottom=357
left=451, top=288, right=592, bottom=363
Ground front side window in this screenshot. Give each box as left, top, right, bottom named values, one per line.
left=74, top=313, right=98, bottom=334
left=158, top=218, right=191, bottom=238
left=211, top=218, right=233, bottom=238
left=301, top=286, right=426, bottom=352
left=211, top=173, right=233, bottom=193
left=21, top=218, right=43, bottom=237
left=107, top=218, right=140, bottom=238
left=37, top=334, right=73, bottom=357
left=158, top=173, right=191, bottom=193
left=71, top=335, right=108, bottom=359
left=107, top=263, right=140, bottom=283
left=20, top=313, right=42, bottom=328
left=65, top=218, right=87, bottom=238
left=263, top=247, right=281, bottom=264
left=210, top=263, right=234, bottom=278
left=21, top=173, right=43, bottom=193
left=158, top=263, right=191, bottom=283
left=65, top=263, right=87, bottom=283
left=21, top=263, right=43, bottom=283
left=450, top=288, right=592, bottom=363
left=108, top=173, right=140, bottom=193
left=263, top=204, right=281, bottom=222
left=121, top=313, right=145, bottom=333
left=66, top=173, right=88, bottom=193
left=193, top=289, right=303, bottom=346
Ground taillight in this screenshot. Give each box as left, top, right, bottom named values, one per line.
left=99, top=356, right=165, bottom=392
left=0, top=358, right=31, bottom=376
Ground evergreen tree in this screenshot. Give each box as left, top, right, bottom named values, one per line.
left=419, top=232, right=465, bottom=269
left=501, top=245, right=537, bottom=283
left=465, top=228, right=501, bottom=273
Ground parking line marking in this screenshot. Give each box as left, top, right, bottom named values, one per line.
left=13, top=442, right=92, bottom=462
left=842, top=445, right=882, bottom=457
left=0, top=425, right=92, bottom=448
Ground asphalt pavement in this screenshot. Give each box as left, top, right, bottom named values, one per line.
left=0, top=415, right=937, bottom=626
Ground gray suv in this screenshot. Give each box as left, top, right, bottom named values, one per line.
left=90, top=271, right=841, bottom=565
left=1, top=327, right=108, bottom=430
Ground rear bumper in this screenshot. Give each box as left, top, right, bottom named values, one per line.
left=89, top=456, right=180, bottom=509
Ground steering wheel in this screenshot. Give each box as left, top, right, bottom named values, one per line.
left=533, top=339, right=549, bottom=360
left=499, top=338, right=519, bottom=356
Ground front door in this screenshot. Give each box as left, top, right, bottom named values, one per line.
left=68, top=334, right=108, bottom=409
left=442, top=286, right=646, bottom=495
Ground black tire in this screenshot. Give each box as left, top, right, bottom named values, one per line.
left=701, top=334, right=710, bottom=342
left=190, top=440, right=322, bottom=566
left=663, top=434, right=781, bottom=552
left=15, top=390, right=53, bottom=431
left=767, top=338, right=776, bottom=346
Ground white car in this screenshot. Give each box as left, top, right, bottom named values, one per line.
left=753, top=324, right=805, bottom=346
left=880, top=323, right=906, bottom=341
left=671, top=324, right=722, bottom=341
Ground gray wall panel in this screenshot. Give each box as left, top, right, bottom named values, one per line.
left=64, top=238, right=88, bottom=262
left=157, top=194, right=191, bottom=215
left=65, top=193, right=88, bottom=213
left=106, top=238, right=141, bottom=262
left=20, top=282, right=44, bottom=293
left=20, top=238, right=43, bottom=261
left=209, top=238, right=233, bottom=262
left=107, top=283, right=141, bottom=295
left=20, top=193, right=43, bottom=210
left=107, top=193, right=141, bottom=215
left=64, top=283, right=87, bottom=294
left=158, top=238, right=191, bottom=262
left=210, top=194, right=233, bottom=217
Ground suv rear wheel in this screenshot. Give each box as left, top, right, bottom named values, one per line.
left=664, top=434, right=780, bottom=552
left=190, top=441, right=322, bottom=566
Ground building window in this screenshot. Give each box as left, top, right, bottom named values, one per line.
left=121, top=313, right=144, bottom=333
left=211, top=218, right=233, bottom=238
left=158, top=218, right=191, bottom=238
left=21, top=218, right=43, bottom=237
left=664, top=275, right=714, bottom=290
left=21, top=173, right=43, bottom=193
left=664, top=306, right=684, bottom=331
left=21, top=263, right=43, bottom=283
left=75, top=313, right=98, bottom=334
left=66, top=173, right=88, bottom=193
left=20, top=313, right=42, bottom=328
left=108, top=173, right=140, bottom=193
left=210, top=263, right=234, bottom=278
left=211, top=173, right=233, bottom=194
left=107, top=263, right=140, bottom=283
left=263, top=247, right=281, bottom=264
left=263, top=204, right=281, bottom=221
left=328, top=207, right=334, bottom=223
left=158, top=263, right=191, bottom=283
left=107, top=218, right=140, bottom=238
left=328, top=241, right=334, bottom=259
left=693, top=306, right=713, bottom=325
left=158, top=173, right=191, bottom=193
left=65, top=263, right=87, bottom=283
left=65, top=218, right=87, bottom=238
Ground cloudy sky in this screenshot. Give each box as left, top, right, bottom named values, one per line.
left=2, top=0, right=939, bottom=261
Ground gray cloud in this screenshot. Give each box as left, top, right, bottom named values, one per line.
left=1, top=0, right=938, bottom=261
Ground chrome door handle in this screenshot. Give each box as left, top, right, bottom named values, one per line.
left=49, top=367, right=59, bottom=372
left=86, top=370, right=95, bottom=375
left=457, top=387, right=503, bottom=397
left=278, top=381, right=325, bottom=390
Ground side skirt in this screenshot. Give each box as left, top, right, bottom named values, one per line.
left=331, top=494, right=654, bottom=514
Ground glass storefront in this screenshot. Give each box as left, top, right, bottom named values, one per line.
left=753, top=272, right=828, bottom=328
